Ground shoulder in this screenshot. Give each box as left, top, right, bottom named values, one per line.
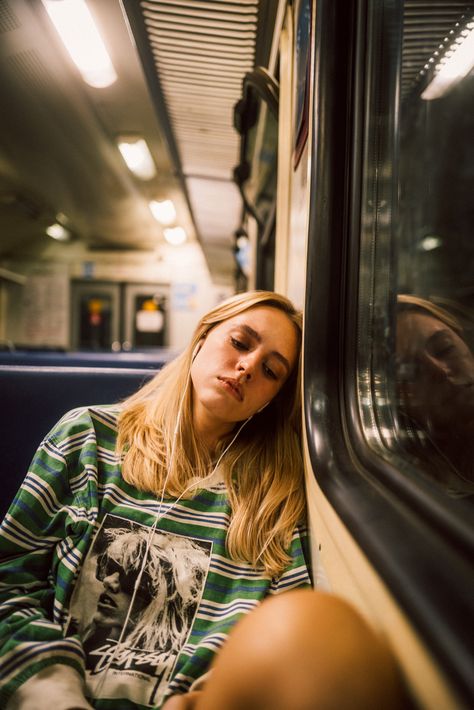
left=47, top=404, right=122, bottom=447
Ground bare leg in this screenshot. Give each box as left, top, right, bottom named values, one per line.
left=191, top=589, right=404, bottom=710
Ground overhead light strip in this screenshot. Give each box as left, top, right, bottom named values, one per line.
left=117, top=137, right=157, bottom=180
left=42, top=0, right=117, bottom=88
left=421, top=18, right=474, bottom=99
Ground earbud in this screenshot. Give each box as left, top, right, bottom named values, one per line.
left=256, top=401, right=269, bottom=414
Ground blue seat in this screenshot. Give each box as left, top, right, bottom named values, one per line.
left=0, top=348, right=177, bottom=369
left=0, top=365, right=156, bottom=520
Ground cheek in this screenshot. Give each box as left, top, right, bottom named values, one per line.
left=190, top=346, right=222, bottom=391
left=190, top=362, right=205, bottom=395
left=260, top=379, right=286, bottom=405
left=196, top=339, right=236, bottom=371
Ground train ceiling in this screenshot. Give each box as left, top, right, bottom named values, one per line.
left=0, top=0, right=278, bottom=285
left=0, top=0, right=471, bottom=284
left=401, top=1, right=474, bottom=99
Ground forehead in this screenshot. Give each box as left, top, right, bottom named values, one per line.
left=397, top=311, right=454, bottom=351
left=217, top=305, right=299, bottom=360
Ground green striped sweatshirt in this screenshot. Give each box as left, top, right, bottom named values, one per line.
left=0, top=405, right=311, bottom=709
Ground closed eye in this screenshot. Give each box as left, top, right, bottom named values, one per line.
left=433, top=345, right=455, bottom=358
left=231, top=337, right=248, bottom=351
left=427, top=331, right=457, bottom=359
left=263, top=363, right=277, bottom=380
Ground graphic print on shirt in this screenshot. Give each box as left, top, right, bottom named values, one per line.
left=67, top=514, right=212, bottom=707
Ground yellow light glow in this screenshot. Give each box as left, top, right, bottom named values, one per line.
left=118, top=138, right=156, bottom=180
left=46, top=223, right=71, bottom=241
left=422, top=23, right=474, bottom=100
left=149, top=200, right=177, bottom=225
left=42, top=0, right=117, bottom=88
left=163, top=227, right=187, bottom=245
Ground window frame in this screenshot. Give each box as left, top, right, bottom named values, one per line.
left=303, top=0, right=474, bottom=704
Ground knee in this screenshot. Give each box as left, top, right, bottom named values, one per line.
left=198, top=589, right=404, bottom=710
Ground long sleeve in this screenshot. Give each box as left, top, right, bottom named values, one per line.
left=0, top=404, right=314, bottom=709
left=268, top=523, right=313, bottom=595
left=0, top=409, right=100, bottom=706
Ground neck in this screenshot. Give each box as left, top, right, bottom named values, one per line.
left=192, top=410, right=236, bottom=455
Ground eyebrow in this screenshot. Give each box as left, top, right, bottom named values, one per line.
left=240, top=324, right=292, bottom=373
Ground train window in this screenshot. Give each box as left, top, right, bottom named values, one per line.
left=306, top=0, right=473, bottom=702
left=357, top=1, right=474, bottom=517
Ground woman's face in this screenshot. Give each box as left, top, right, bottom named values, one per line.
left=396, top=310, right=474, bottom=433
left=93, top=556, right=152, bottom=636
left=191, top=305, right=299, bottom=431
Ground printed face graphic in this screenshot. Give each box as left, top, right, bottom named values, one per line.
left=67, top=516, right=212, bottom=707
left=93, top=555, right=152, bottom=636
left=190, top=305, right=299, bottom=427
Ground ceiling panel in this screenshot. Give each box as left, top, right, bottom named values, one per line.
left=122, top=0, right=278, bottom=283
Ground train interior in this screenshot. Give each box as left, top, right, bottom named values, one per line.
left=0, top=0, right=473, bottom=708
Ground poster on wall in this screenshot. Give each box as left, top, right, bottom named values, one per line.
left=171, top=282, right=198, bottom=312
left=293, top=0, right=312, bottom=169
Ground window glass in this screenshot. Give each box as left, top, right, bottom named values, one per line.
left=358, top=2, right=474, bottom=508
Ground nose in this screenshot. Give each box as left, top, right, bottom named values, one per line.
left=103, top=571, right=121, bottom=593
left=237, top=359, right=252, bottom=383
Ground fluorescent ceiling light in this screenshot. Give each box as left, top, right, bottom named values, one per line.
left=163, top=226, right=187, bottom=245
left=46, top=222, right=71, bottom=241
left=420, top=235, right=442, bottom=251
left=149, top=199, right=177, bottom=225
left=42, top=0, right=117, bottom=88
left=422, top=22, right=474, bottom=100
left=118, top=137, right=156, bottom=180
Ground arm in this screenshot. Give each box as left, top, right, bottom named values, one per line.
left=0, top=411, right=96, bottom=707
left=268, top=522, right=313, bottom=595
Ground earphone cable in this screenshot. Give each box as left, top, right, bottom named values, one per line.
left=94, top=380, right=252, bottom=696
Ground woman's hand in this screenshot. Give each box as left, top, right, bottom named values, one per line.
left=161, top=691, right=203, bottom=710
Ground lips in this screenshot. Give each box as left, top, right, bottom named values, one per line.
left=218, top=376, right=243, bottom=402
left=98, top=592, right=117, bottom=609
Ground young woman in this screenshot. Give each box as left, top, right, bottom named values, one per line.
left=0, top=290, right=402, bottom=709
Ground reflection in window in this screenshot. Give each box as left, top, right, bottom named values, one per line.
left=358, top=2, right=474, bottom=504
left=396, top=6, right=474, bottom=498
left=396, top=295, right=474, bottom=498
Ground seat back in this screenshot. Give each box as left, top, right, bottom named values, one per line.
left=0, top=348, right=177, bottom=369
left=0, top=365, right=156, bottom=520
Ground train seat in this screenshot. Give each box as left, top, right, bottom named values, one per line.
left=0, top=364, right=156, bottom=520
left=0, top=348, right=178, bottom=369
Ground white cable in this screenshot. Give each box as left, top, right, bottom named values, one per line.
left=94, top=381, right=252, bottom=696
left=94, top=383, right=189, bottom=696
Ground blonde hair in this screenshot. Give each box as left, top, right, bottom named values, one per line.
left=397, top=294, right=463, bottom=334
left=102, top=528, right=208, bottom=652
left=117, top=290, right=305, bottom=577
